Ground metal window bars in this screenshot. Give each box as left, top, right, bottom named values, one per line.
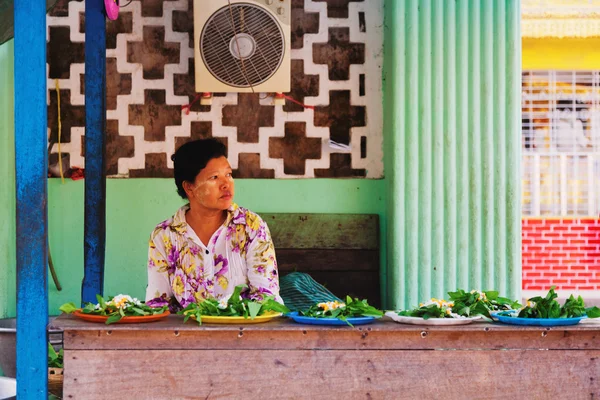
left=522, top=70, right=600, bottom=216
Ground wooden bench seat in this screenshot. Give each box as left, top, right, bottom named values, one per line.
left=263, top=213, right=380, bottom=307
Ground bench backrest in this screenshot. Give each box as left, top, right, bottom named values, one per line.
left=262, top=213, right=380, bottom=307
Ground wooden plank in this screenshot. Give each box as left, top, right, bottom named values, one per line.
left=81, top=0, right=107, bottom=304
left=62, top=327, right=600, bottom=351
left=55, top=316, right=600, bottom=351
left=14, top=0, right=49, bottom=397
left=52, top=314, right=600, bottom=333
left=262, top=213, right=379, bottom=250
left=63, top=349, right=600, bottom=399
left=277, top=249, right=379, bottom=271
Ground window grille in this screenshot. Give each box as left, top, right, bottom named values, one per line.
left=522, top=71, right=600, bottom=216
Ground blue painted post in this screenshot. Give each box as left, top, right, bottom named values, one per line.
left=82, top=0, right=107, bottom=304
left=14, top=0, right=48, bottom=397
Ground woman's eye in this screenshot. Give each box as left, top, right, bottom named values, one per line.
left=226, top=173, right=232, bottom=177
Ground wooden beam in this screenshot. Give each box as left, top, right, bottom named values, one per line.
left=13, top=0, right=48, bottom=397
left=82, top=0, right=107, bottom=304
left=62, top=348, right=600, bottom=399
left=54, top=316, right=600, bottom=351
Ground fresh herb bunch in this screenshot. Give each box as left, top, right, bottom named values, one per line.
left=59, top=294, right=168, bottom=325
left=299, top=296, right=383, bottom=326
left=398, top=298, right=457, bottom=319
left=398, top=289, right=521, bottom=320
left=180, top=284, right=289, bottom=325
left=448, top=289, right=521, bottom=318
left=48, top=342, right=63, bottom=368
left=517, top=286, right=600, bottom=319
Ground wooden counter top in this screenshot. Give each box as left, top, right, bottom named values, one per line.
left=52, top=315, right=600, bottom=399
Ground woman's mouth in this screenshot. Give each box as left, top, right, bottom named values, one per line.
left=220, top=192, right=232, bottom=199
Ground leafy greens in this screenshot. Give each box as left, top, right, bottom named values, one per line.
left=48, top=342, right=63, bottom=368
left=59, top=294, right=168, bottom=325
left=299, top=296, right=383, bottom=326
left=517, top=286, right=600, bottom=319
left=398, top=289, right=521, bottom=320
left=179, top=284, right=289, bottom=325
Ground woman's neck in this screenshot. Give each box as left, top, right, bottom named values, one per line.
left=185, top=205, right=226, bottom=246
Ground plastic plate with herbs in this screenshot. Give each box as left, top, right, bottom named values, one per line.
left=72, top=309, right=170, bottom=324
left=188, top=311, right=282, bottom=324
left=286, top=311, right=376, bottom=326
left=385, top=311, right=482, bottom=326
left=491, top=310, right=587, bottom=326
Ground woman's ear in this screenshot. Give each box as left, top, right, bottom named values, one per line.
left=182, top=181, right=194, bottom=199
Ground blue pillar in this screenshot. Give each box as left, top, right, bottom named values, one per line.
left=82, top=0, right=107, bottom=304
left=14, top=0, right=48, bottom=397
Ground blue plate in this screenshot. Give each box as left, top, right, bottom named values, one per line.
left=286, top=312, right=376, bottom=326
left=491, top=310, right=587, bottom=326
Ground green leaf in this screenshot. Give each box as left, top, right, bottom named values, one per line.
left=586, top=306, right=600, bottom=318
left=48, top=342, right=64, bottom=368
left=48, top=342, right=57, bottom=359
left=81, top=303, right=96, bottom=313
left=106, top=313, right=123, bottom=325
left=229, top=285, right=247, bottom=306
left=262, top=299, right=290, bottom=314
left=484, top=291, right=499, bottom=300
left=248, top=302, right=262, bottom=319
left=447, top=290, right=465, bottom=300
left=59, top=302, right=78, bottom=314
left=131, top=307, right=149, bottom=316
left=96, top=294, right=107, bottom=310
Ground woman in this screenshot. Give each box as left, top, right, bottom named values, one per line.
left=145, top=138, right=282, bottom=311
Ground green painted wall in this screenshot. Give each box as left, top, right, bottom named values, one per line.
left=0, top=30, right=387, bottom=317
left=0, top=40, right=16, bottom=319
left=384, top=0, right=521, bottom=309
left=47, top=179, right=386, bottom=314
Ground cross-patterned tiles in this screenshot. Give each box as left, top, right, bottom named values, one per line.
left=46, top=0, right=383, bottom=178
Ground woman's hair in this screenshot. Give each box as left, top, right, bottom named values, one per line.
left=172, top=138, right=227, bottom=199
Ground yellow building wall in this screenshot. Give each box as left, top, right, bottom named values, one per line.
left=523, top=38, right=600, bottom=70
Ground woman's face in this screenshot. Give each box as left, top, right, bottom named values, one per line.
left=185, top=156, right=234, bottom=211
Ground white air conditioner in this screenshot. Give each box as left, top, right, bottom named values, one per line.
left=193, top=0, right=291, bottom=93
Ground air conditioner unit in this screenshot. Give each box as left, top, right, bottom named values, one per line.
left=193, top=0, right=291, bottom=93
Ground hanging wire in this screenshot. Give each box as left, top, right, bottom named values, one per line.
left=119, top=0, right=134, bottom=8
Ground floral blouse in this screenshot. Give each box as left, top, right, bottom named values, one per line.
left=145, top=203, right=282, bottom=310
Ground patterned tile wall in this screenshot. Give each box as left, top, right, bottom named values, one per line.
left=46, top=0, right=384, bottom=178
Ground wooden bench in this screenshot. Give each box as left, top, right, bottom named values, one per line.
left=263, top=213, right=380, bottom=307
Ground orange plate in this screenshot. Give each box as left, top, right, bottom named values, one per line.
left=72, top=309, right=170, bottom=324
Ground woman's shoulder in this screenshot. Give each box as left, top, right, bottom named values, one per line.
left=150, top=217, right=174, bottom=240
left=230, top=204, right=267, bottom=229
left=150, top=205, right=187, bottom=239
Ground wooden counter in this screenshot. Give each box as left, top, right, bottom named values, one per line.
left=52, top=315, right=600, bottom=399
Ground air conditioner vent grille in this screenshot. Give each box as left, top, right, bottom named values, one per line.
left=200, top=4, right=285, bottom=88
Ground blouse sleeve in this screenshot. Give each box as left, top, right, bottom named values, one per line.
left=145, top=231, right=175, bottom=307
left=245, top=219, right=283, bottom=303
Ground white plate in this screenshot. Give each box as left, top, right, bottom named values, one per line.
left=385, top=311, right=482, bottom=326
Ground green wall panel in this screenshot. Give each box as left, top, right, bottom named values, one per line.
left=384, top=0, right=521, bottom=309
left=46, top=179, right=386, bottom=315
left=0, top=40, right=16, bottom=319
